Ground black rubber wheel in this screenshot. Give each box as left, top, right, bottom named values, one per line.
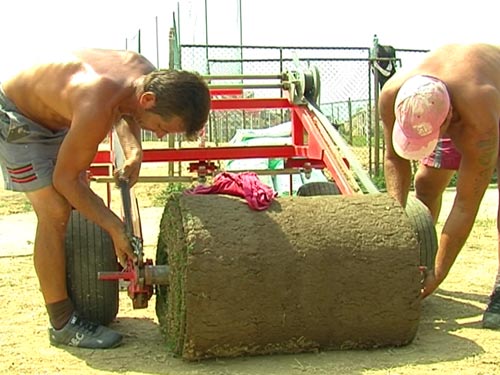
left=65, top=210, right=119, bottom=325
left=405, top=197, right=438, bottom=269
left=296, top=181, right=341, bottom=196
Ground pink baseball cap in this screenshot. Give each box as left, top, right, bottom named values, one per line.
left=392, top=75, right=450, bottom=160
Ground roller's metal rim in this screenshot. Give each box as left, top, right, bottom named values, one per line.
left=405, top=197, right=438, bottom=269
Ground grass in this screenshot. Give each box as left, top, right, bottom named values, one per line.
left=151, top=182, right=192, bottom=207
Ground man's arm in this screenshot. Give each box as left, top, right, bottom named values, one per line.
left=113, top=116, right=143, bottom=185
left=379, top=86, right=413, bottom=206
left=423, top=112, right=498, bottom=297
left=52, top=103, right=134, bottom=266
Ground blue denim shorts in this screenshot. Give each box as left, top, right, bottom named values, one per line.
left=0, top=85, right=67, bottom=192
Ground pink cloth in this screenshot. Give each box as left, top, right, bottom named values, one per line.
left=185, top=172, right=277, bottom=211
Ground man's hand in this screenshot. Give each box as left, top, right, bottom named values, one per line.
left=420, top=266, right=441, bottom=298
left=112, top=228, right=137, bottom=268
left=113, top=117, right=143, bottom=186
left=114, top=157, right=141, bottom=187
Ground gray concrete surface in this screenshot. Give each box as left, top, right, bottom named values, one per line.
left=0, top=207, right=164, bottom=257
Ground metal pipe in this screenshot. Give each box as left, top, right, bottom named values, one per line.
left=145, top=265, right=169, bottom=285
left=208, top=83, right=283, bottom=90
left=224, top=168, right=303, bottom=176
left=204, top=74, right=282, bottom=80
left=92, top=176, right=195, bottom=184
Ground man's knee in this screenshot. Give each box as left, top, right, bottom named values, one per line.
left=26, top=186, right=71, bottom=223
left=414, top=174, right=440, bottom=201
left=414, top=166, right=453, bottom=198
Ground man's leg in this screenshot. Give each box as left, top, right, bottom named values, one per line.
left=26, top=185, right=123, bottom=348
left=482, top=166, right=500, bottom=329
left=414, top=163, right=455, bottom=223
left=496, top=183, right=500, bottom=287
left=26, top=185, right=71, bottom=306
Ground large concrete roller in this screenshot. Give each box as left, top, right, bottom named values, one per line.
left=155, top=192, right=422, bottom=360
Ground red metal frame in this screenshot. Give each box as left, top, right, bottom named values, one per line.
left=89, top=94, right=356, bottom=196
left=91, top=90, right=359, bottom=308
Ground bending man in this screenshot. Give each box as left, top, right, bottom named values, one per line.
left=0, top=49, right=210, bottom=348
left=379, top=43, right=500, bottom=328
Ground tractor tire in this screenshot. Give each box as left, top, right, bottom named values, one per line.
left=296, top=181, right=341, bottom=196
left=405, top=197, right=438, bottom=269
left=65, top=210, right=119, bottom=325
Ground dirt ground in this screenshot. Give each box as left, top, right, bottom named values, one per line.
left=1, top=176, right=500, bottom=375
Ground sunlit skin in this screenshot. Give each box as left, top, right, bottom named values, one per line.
left=0, top=49, right=191, bottom=306
left=379, top=43, right=500, bottom=299
left=438, top=106, right=453, bottom=137
left=135, top=111, right=185, bottom=139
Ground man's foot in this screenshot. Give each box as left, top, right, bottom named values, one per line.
left=482, top=287, right=500, bottom=329
left=49, top=313, right=123, bottom=349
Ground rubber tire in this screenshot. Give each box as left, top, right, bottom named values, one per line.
left=405, top=197, right=438, bottom=269
left=296, top=181, right=341, bottom=196
left=65, top=210, right=119, bottom=326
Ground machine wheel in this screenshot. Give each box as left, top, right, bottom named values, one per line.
left=65, top=210, right=119, bottom=325
left=405, top=197, right=438, bottom=269
left=304, top=65, right=321, bottom=106
left=296, top=181, right=341, bottom=196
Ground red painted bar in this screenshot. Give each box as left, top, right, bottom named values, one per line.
left=90, top=95, right=357, bottom=196
left=209, top=88, right=244, bottom=96
left=210, top=98, right=292, bottom=110
left=141, top=145, right=296, bottom=162
left=292, top=107, right=355, bottom=195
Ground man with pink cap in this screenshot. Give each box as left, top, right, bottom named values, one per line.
left=379, top=43, right=500, bottom=329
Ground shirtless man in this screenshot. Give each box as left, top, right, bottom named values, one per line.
left=0, top=49, right=210, bottom=348
left=379, top=43, right=500, bottom=329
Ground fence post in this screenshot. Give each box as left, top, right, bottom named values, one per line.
left=347, top=98, right=353, bottom=145
left=168, top=27, right=177, bottom=177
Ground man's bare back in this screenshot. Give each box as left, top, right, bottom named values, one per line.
left=2, top=49, right=156, bottom=132
left=380, top=44, right=500, bottom=204
left=382, top=43, right=500, bottom=140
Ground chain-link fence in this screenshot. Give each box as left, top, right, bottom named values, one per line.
left=178, top=44, right=428, bottom=179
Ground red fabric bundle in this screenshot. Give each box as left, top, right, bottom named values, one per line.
left=185, top=172, right=277, bottom=211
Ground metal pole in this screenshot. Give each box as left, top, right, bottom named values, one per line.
left=177, top=1, right=181, bottom=52
left=280, top=48, right=284, bottom=123
left=238, top=0, right=245, bottom=129
left=155, top=16, right=160, bottom=67
left=238, top=0, right=243, bottom=73
left=168, top=27, right=176, bottom=176
left=371, top=34, right=380, bottom=176
left=205, top=0, right=209, bottom=74
left=168, top=28, right=175, bottom=69
left=137, top=29, right=141, bottom=53
left=348, top=98, right=353, bottom=145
